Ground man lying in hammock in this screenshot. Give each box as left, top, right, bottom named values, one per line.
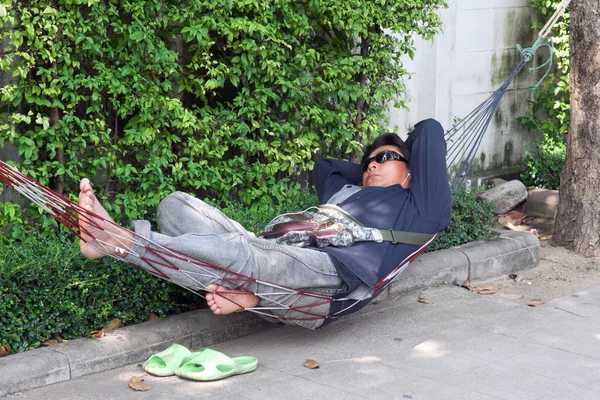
left=77, top=119, right=451, bottom=329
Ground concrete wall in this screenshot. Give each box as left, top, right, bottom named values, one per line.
left=387, top=0, right=546, bottom=177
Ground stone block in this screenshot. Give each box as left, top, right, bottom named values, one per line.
left=478, top=179, right=528, bottom=214
left=526, top=188, right=559, bottom=219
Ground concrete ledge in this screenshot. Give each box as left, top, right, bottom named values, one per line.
left=55, top=313, right=195, bottom=379
left=386, top=248, right=469, bottom=299
left=0, top=231, right=540, bottom=397
left=0, top=348, right=70, bottom=397
left=0, top=311, right=273, bottom=397
left=460, top=231, right=540, bottom=281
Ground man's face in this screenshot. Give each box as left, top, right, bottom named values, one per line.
left=361, top=145, right=410, bottom=188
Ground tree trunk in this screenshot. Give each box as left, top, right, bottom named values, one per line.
left=551, top=0, right=600, bottom=256
left=51, top=106, right=64, bottom=195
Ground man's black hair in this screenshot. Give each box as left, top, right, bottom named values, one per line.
left=361, top=133, right=411, bottom=167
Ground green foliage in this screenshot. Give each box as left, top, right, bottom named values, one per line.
left=0, top=231, right=201, bottom=353
left=520, top=0, right=569, bottom=188
left=427, top=187, right=496, bottom=252
left=521, top=135, right=565, bottom=189
left=0, top=0, right=447, bottom=235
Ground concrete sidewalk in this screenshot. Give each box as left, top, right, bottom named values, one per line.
left=6, top=282, right=600, bottom=399
left=0, top=231, right=542, bottom=398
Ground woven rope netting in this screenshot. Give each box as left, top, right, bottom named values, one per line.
left=0, top=159, right=435, bottom=325
left=0, top=0, right=570, bottom=325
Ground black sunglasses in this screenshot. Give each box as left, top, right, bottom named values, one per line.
left=361, top=150, right=409, bottom=173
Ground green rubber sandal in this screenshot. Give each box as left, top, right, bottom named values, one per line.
left=175, top=348, right=258, bottom=381
left=143, top=343, right=196, bottom=377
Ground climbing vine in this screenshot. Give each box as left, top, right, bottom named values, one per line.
left=520, top=0, right=569, bottom=189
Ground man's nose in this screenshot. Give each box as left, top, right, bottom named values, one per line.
left=368, top=161, right=378, bottom=170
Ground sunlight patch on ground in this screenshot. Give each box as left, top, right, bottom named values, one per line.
left=348, top=355, right=382, bottom=364
left=412, top=340, right=448, bottom=358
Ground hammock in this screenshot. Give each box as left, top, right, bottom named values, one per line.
left=0, top=1, right=570, bottom=326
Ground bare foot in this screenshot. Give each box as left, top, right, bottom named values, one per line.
left=78, top=178, right=132, bottom=259
left=205, top=284, right=259, bottom=315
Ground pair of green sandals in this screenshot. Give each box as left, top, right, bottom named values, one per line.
left=143, top=344, right=258, bottom=381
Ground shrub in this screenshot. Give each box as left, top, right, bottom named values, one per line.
left=427, top=187, right=496, bottom=252
left=521, top=135, right=565, bottom=189
left=0, top=0, right=448, bottom=236
left=0, top=231, right=201, bottom=353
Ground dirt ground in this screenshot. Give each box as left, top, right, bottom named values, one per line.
left=476, top=217, right=600, bottom=305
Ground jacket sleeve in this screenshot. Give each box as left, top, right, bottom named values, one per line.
left=313, top=159, right=363, bottom=203
left=405, top=119, right=452, bottom=219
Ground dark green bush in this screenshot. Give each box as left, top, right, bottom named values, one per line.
left=427, top=187, right=496, bottom=252
left=0, top=231, right=202, bottom=353
left=521, top=135, right=565, bottom=189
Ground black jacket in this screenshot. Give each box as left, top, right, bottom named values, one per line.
left=313, top=119, right=452, bottom=298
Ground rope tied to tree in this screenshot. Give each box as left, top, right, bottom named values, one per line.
left=516, top=0, right=571, bottom=91
left=445, top=0, right=571, bottom=191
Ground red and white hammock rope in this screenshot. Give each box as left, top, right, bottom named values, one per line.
left=0, top=160, right=432, bottom=324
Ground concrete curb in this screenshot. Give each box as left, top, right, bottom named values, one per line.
left=0, top=231, right=540, bottom=397
left=383, top=230, right=540, bottom=299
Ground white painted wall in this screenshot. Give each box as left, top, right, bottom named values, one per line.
left=387, top=0, right=546, bottom=175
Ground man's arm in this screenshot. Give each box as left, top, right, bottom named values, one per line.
left=313, top=159, right=362, bottom=204
left=405, top=119, right=452, bottom=219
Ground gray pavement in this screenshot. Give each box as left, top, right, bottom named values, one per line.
left=1, top=231, right=552, bottom=399
left=6, top=284, right=600, bottom=400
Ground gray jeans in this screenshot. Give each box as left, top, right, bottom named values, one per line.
left=125, top=192, right=346, bottom=329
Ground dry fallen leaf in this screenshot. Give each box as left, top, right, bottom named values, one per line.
left=146, top=313, right=159, bottom=322
left=0, top=345, right=8, bottom=358
left=104, top=318, right=122, bottom=332
left=527, top=299, right=545, bottom=307
left=129, top=376, right=145, bottom=383
left=40, top=339, right=59, bottom=347
left=462, top=280, right=471, bottom=288
left=304, top=359, right=319, bottom=369
left=129, top=382, right=151, bottom=392
left=470, top=283, right=494, bottom=293
left=418, top=297, right=434, bottom=304
left=51, top=333, right=67, bottom=343
left=498, top=215, right=519, bottom=230
left=506, top=211, right=526, bottom=223
left=478, top=289, right=496, bottom=295
left=90, top=329, right=105, bottom=338
left=509, top=274, right=518, bottom=280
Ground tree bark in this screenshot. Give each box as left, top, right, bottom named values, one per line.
left=51, top=106, right=64, bottom=195
left=551, top=0, right=600, bottom=256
